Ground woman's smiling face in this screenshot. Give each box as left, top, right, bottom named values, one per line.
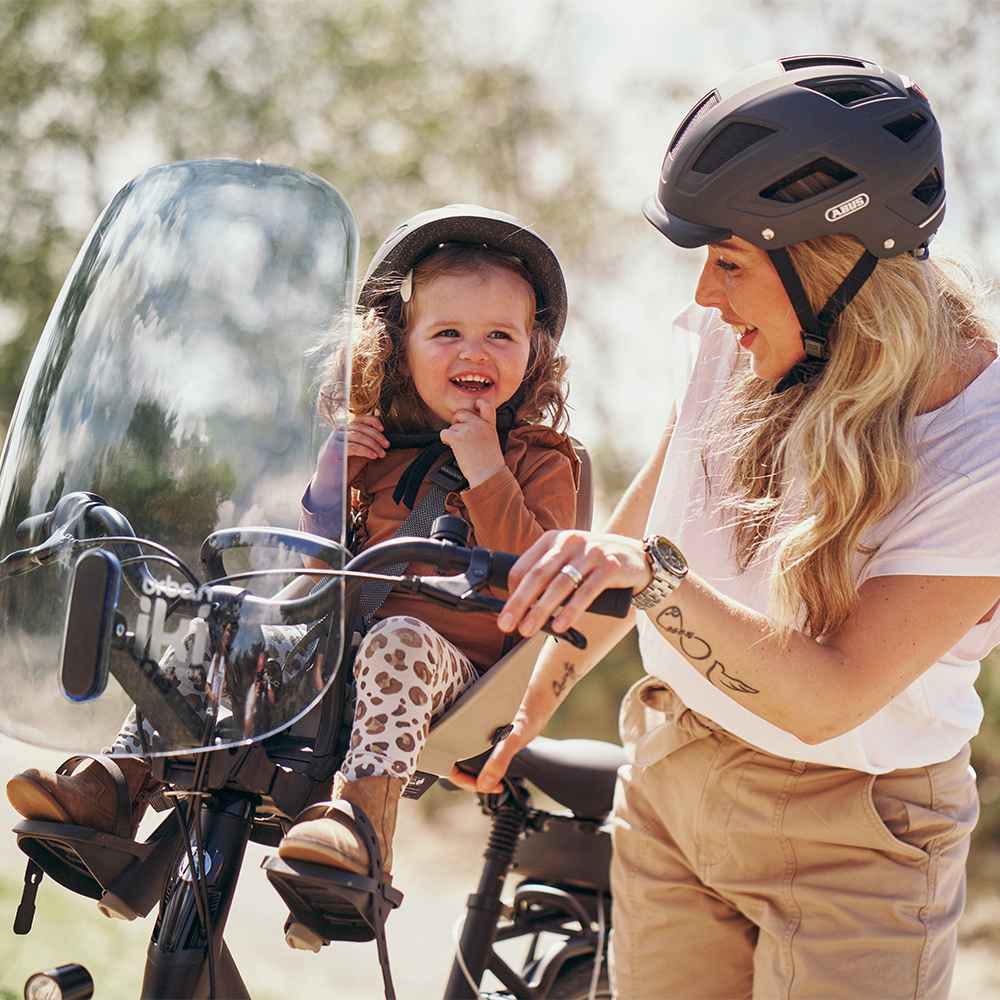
left=694, top=237, right=807, bottom=381
left=403, top=267, right=534, bottom=429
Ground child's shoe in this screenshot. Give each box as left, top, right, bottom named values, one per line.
left=278, top=772, right=402, bottom=875
left=6, top=755, right=156, bottom=838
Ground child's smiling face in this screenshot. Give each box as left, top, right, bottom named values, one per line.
left=403, top=267, right=535, bottom=429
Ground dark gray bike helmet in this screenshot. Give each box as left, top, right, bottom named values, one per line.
left=644, top=54, right=945, bottom=257
left=644, top=55, right=946, bottom=390
left=359, top=203, right=568, bottom=341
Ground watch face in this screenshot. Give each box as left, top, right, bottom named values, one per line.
left=650, top=536, right=687, bottom=578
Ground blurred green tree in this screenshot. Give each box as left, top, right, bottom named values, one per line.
left=0, top=0, right=643, bottom=753
left=0, top=0, right=617, bottom=432
left=90, top=398, right=237, bottom=551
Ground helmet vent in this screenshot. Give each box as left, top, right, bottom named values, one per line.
left=883, top=111, right=929, bottom=143
left=669, top=91, right=720, bottom=159
left=760, top=156, right=857, bottom=202
left=691, top=122, right=776, bottom=174
left=912, top=168, right=943, bottom=206
left=796, top=78, right=887, bottom=106
left=781, top=56, right=868, bottom=73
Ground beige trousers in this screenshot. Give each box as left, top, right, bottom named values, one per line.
left=610, top=677, right=978, bottom=1000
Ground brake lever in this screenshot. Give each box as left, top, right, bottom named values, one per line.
left=0, top=525, right=75, bottom=581
left=396, top=573, right=588, bottom=650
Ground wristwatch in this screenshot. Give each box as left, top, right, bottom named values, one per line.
left=630, top=535, right=688, bottom=610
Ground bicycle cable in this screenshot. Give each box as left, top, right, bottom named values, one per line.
left=79, top=535, right=202, bottom=586
left=168, top=789, right=217, bottom=997
left=588, top=888, right=607, bottom=1000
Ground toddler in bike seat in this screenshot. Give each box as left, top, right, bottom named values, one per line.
left=7, top=204, right=579, bottom=882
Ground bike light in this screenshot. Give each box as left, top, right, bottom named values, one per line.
left=24, top=964, right=93, bottom=1000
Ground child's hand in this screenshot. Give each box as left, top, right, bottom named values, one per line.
left=440, top=400, right=505, bottom=489
left=310, top=415, right=388, bottom=508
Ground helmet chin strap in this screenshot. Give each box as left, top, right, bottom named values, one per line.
left=766, top=246, right=879, bottom=394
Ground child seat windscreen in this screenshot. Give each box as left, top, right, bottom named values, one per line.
left=0, top=159, right=356, bottom=755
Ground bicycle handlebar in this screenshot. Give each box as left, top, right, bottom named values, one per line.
left=8, top=496, right=633, bottom=631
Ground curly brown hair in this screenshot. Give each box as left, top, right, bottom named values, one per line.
left=318, top=243, right=569, bottom=432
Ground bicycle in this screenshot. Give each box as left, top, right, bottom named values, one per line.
left=6, top=492, right=625, bottom=999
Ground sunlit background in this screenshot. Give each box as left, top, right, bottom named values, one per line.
left=1, top=2, right=999, bottom=996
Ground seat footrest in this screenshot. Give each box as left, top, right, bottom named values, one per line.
left=14, top=814, right=179, bottom=916
left=262, top=854, right=403, bottom=943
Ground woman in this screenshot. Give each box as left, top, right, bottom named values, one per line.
left=454, top=56, right=1000, bottom=999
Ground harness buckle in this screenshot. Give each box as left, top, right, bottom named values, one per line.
left=427, top=458, right=467, bottom=493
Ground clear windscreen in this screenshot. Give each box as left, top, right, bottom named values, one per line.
left=0, top=159, right=356, bottom=755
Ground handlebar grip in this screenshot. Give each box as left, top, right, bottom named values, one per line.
left=585, top=586, right=633, bottom=619
left=487, top=550, right=520, bottom=588
left=488, top=550, right=633, bottom=619
left=15, top=511, right=54, bottom=545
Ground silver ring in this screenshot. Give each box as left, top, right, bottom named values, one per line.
left=558, top=564, right=584, bottom=589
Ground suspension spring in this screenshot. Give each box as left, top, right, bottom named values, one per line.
left=484, top=803, right=526, bottom=863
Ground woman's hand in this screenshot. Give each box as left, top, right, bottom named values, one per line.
left=497, top=530, right=651, bottom=638
left=447, top=703, right=538, bottom=795
left=310, top=415, right=389, bottom=508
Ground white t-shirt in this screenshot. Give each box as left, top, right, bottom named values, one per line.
left=637, top=302, right=1000, bottom=773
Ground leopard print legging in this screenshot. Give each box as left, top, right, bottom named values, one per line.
left=341, top=615, right=479, bottom=785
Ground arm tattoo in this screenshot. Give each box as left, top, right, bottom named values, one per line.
left=552, top=662, right=576, bottom=698
left=655, top=606, right=711, bottom=659
left=655, top=606, right=759, bottom=696
left=706, top=661, right=759, bottom=695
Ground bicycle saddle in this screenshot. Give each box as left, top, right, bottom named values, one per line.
left=509, top=736, right=626, bottom=819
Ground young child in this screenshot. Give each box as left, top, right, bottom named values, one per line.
left=7, top=205, right=579, bottom=880
left=277, top=204, right=578, bottom=878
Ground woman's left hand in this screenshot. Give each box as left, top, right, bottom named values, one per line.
left=497, top=529, right=651, bottom=637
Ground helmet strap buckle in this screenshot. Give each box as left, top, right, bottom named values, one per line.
left=767, top=246, right=879, bottom=386
left=800, top=332, right=828, bottom=360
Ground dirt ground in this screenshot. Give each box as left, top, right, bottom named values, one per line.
left=1, top=735, right=999, bottom=999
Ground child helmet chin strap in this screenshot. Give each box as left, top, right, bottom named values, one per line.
left=766, top=246, right=879, bottom=393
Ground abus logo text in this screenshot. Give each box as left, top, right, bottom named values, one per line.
left=826, top=193, right=869, bottom=223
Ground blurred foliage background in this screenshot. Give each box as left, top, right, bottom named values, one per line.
left=0, top=0, right=621, bottom=431
left=2, top=0, right=1000, bottom=881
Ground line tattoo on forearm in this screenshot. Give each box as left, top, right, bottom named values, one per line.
left=655, top=606, right=711, bottom=659
left=656, top=606, right=759, bottom=696
left=552, top=662, right=576, bottom=698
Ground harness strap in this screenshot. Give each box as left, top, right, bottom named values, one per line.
left=357, top=457, right=466, bottom=631
left=13, top=860, right=43, bottom=935
left=392, top=440, right=450, bottom=510
left=357, top=388, right=526, bottom=626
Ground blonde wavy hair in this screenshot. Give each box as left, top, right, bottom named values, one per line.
left=318, top=244, right=569, bottom=433
left=705, top=234, right=998, bottom=639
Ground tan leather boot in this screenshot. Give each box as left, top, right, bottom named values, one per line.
left=278, top=772, right=403, bottom=876
left=6, top=755, right=156, bottom=838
